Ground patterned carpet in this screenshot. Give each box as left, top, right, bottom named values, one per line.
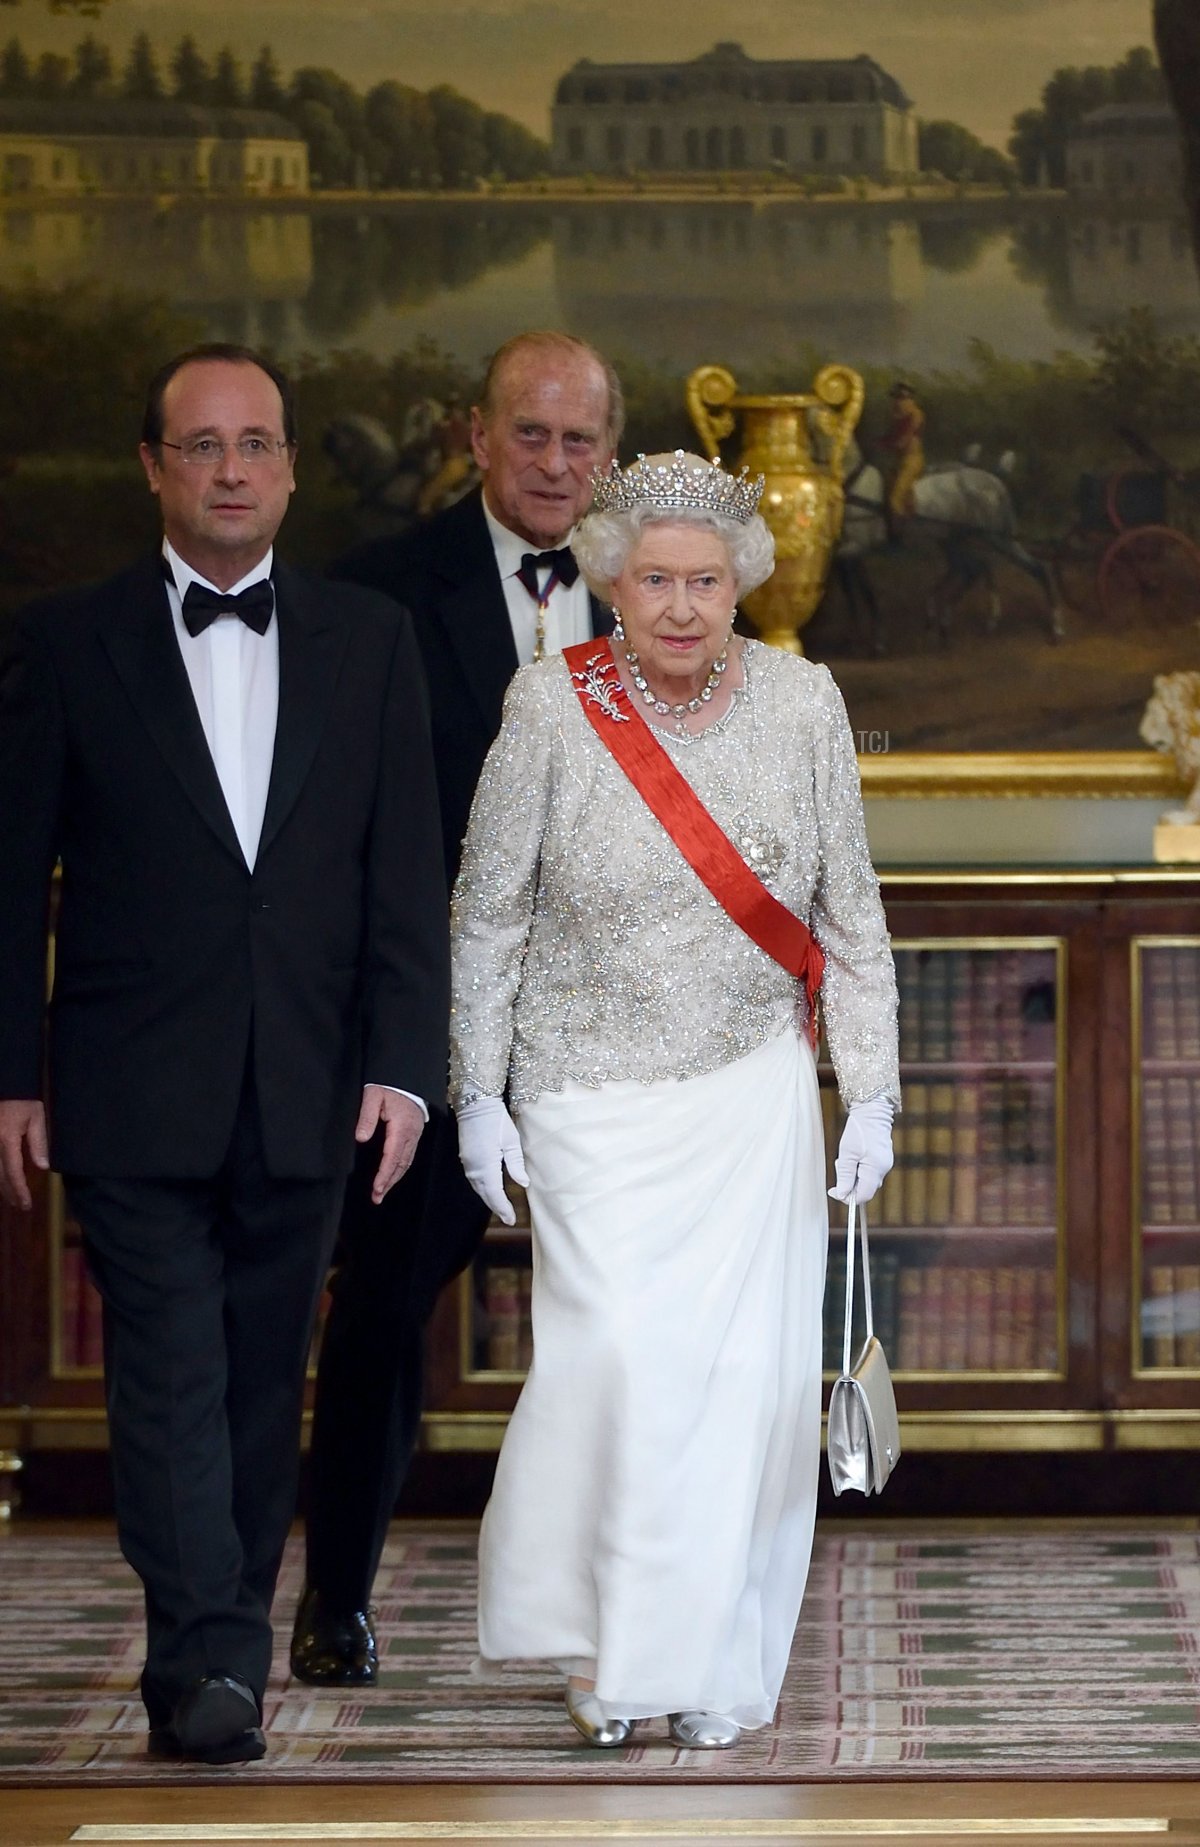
left=2, top=1522, right=1200, bottom=1782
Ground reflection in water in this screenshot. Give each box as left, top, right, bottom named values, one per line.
left=1012, top=209, right=1200, bottom=336
left=917, top=215, right=994, bottom=276
left=299, top=208, right=549, bottom=345
left=0, top=200, right=551, bottom=355
left=1066, top=215, right=1198, bottom=325
left=550, top=204, right=923, bottom=367
left=0, top=203, right=314, bottom=332
left=1, top=198, right=1198, bottom=369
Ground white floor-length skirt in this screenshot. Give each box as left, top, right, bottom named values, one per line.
left=476, top=1024, right=828, bottom=1730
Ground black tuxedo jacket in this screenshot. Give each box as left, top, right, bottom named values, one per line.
left=0, top=553, right=449, bottom=1180
left=332, top=488, right=612, bottom=882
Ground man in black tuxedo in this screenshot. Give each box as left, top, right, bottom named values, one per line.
left=0, top=345, right=448, bottom=1763
left=291, top=330, right=622, bottom=1683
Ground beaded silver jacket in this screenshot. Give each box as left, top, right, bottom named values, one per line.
left=449, top=641, right=900, bottom=1112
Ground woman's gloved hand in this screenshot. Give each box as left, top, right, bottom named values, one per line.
left=456, top=1096, right=528, bottom=1226
left=828, top=1092, right=895, bottom=1206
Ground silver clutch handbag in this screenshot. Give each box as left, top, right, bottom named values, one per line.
left=827, top=1198, right=901, bottom=1496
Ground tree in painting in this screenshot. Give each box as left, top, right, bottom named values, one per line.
left=1155, top=0, right=1200, bottom=271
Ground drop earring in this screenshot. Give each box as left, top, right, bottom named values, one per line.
left=611, top=607, right=625, bottom=643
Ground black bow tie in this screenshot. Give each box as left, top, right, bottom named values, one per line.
left=515, top=547, right=579, bottom=599
left=180, top=579, right=275, bottom=638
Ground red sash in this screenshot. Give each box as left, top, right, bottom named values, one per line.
left=563, top=638, right=824, bottom=1044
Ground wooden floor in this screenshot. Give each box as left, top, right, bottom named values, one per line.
left=3, top=1781, right=1200, bottom=1847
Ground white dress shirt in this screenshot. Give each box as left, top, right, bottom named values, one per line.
left=164, top=539, right=424, bottom=1119
left=164, top=539, right=277, bottom=871
left=482, top=501, right=593, bottom=663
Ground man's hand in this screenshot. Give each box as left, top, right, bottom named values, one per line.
left=0, top=1100, right=49, bottom=1211
left=356, top=1085, right=425, bottom=1204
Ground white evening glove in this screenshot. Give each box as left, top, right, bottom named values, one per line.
left=456, top=1096, right=528, bottom=1227
left=829, top=1093, right=895, bottom=1206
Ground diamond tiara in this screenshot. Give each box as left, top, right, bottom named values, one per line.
left=589, top=450, right=764, bottom=525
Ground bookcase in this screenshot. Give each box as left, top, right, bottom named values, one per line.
left=821, top=941, right=1062, bottom=1380
left=51, top=1184, right=334, bottom=1378
left=418, top=870, right=1200, bottom=1461
left=4, top=869, right=1200, bottom=1514
left=466, top=942, right=1065, bottom=1386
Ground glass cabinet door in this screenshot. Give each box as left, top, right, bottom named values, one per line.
left=462, top=1186, right=533, bottom=1382
left=49, top=1180, right=104, bottom=1379
left=1134, top=940, right=1200, bottom=1375
left=821, top=941, right=1065, bottom=1378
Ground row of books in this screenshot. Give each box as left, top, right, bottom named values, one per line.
left=892, top=947, right=1057, bottom=1066
left=59, top=1243, right=103, bottom=1371
left=1142, top=1264, right=1200, bottom=1368
left=820, top=1078, right=1057, bottom=1229
left=475, top=1253, right=1059, bottom=1380
left=828, top=1259, right=1059, bottom=1374
left=1143, top=948, right=1200, bottom=1062
left=475, top=1262, right=534, bottom=1373
left=1143, top=1076, right=1200, bottom=1224
left=63, top=1247, right=337, bottom=1375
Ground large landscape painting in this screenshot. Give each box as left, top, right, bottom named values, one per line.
left=1, top=0, right=1196, bottom=757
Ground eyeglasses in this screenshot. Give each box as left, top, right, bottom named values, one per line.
left=159, top=436, right=291, bottom=466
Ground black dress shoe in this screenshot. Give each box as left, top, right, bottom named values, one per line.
left=290, top=1584, right=378, bottom=1685
left=148, top=1673, right=266, bottom=1765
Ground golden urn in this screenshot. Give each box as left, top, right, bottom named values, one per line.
left=686, top=362, right=864, bottom=654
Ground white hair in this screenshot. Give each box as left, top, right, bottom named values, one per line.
left=573, top=501, right=775, bottom=600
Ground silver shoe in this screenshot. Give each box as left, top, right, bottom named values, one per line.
left=565, top=1685, right=633, bottom=1748
left=669, top=1709, right=741, bottom=1749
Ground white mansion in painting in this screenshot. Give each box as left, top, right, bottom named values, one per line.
left=0, top=100, right=308, bottom=196
left=1065, top=103, right=1183, bottom=201
left=551, top=43, right=918, bottom=180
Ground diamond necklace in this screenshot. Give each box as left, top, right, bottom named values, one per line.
left=623, top=644, right=728, bottom=736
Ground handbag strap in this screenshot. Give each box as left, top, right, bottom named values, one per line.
left=841, top=1197, right=876, bottom=1374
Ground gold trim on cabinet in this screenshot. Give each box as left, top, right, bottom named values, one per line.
left=1109, top=1409, right=1200, bottom=1449
left=422, top=1411, right=510, bottom=1453
left=0, top=1409, right=110, bottom=1451
left=10, top=1403, right=1200, bottom=1457
left=65, top=1818, right=1175, bottom=1841
left=878, top=868, right=1200, bottom=888
left=860, top=750, right=1184, bottom=800
left=418, top=1410, right=1121, bottom=1455
left=889, top=935, right=1064, bottom=952
left=896, top=1412, right=1107, bottom=1452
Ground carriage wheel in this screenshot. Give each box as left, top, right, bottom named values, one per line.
left=1098, top=524, right=1200, bottom=630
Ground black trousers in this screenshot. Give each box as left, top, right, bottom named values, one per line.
left=66, top=1068, right=343, bottom=1729
left=304, top=1109, right=489, bottom=1612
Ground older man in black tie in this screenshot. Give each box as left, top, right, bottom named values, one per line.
left=0, top=343, right=449, bottom=1762
left=291, top=330, right=623, bottom=1684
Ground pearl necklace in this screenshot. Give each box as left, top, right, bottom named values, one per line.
left=624, top=645, right=728, bottom=736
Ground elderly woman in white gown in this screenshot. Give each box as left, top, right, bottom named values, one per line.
left=450, top=451, right=899, bottom=1751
